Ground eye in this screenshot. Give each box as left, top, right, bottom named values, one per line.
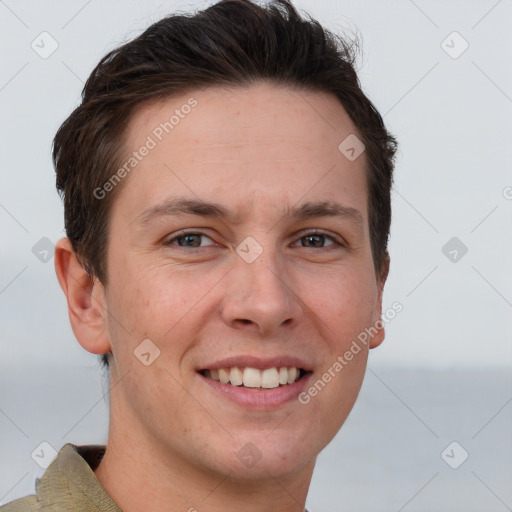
left=163, top=231, right=216, bottom=248
left=292, top=231, right=343, bottom=249
left=162, top=230, right=344, bottom=251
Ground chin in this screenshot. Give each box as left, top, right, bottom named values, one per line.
left=216, top=427, right=323, bottom=481
left=224, top=450, right=314, bottom=482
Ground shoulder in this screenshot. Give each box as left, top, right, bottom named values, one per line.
left=0, top=495, right=38, bottom=511
left=1, top=443, right=112, bottom=511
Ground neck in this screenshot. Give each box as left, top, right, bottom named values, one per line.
left=94, top=389, right=314, bottom=512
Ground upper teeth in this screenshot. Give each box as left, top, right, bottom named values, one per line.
left=205, top=367, right=300, bottom=389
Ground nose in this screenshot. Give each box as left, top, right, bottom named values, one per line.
left=220, top=245, right=304, bottom=336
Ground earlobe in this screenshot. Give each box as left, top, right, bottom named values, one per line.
left=369, top=254, right=390, bottom=350
left=54, top=237, right=111, bottom=355
left=369, top=319, right=385, bottom=349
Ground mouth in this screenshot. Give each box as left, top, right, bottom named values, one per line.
left=199, top=366, right=309, bottom=390
left=197, top=356, right=313, bottom=408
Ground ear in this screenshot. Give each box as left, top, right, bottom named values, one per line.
left=54, top=237, right=111, bottom=355
left=369, top=254, right=390, bottom=349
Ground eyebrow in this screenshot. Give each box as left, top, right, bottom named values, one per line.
left=134, top=197, right=364, bottom=229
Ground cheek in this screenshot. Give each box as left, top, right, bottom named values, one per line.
left=106, top=262, right=212, bottom=367
left=298, top=266, right=378, bottom=344
left=109, top=260, right=176, bottom=326
left=103, top=264, right=165, bottom=366
left=304, top=270, right=375, bottom=430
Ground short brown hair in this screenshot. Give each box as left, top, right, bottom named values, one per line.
left=53, top=0, right=397, bottom=369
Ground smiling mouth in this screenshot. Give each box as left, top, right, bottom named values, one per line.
left=199, top=366, right=308, bottom=390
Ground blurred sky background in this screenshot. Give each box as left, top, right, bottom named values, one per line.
left=1, top=1, right=511, bottom=510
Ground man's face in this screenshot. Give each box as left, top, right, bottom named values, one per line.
left=100, top=82, right=386, bottom=479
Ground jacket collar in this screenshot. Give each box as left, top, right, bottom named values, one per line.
left=35, top=443, right=120, bottom=511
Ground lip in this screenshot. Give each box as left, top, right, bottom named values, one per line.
left=198, top=370, right=313, bottom=409
left=197, top=355, right=311, bottom=372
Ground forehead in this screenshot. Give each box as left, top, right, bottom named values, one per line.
left=115, top=82, right=368, bottom=223
left=127, top=82, right=357, bottom=156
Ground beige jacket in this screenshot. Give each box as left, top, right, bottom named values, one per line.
left=1, top=444, right=120, bottom=511
left=2, top=444, right=312, bottom=511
